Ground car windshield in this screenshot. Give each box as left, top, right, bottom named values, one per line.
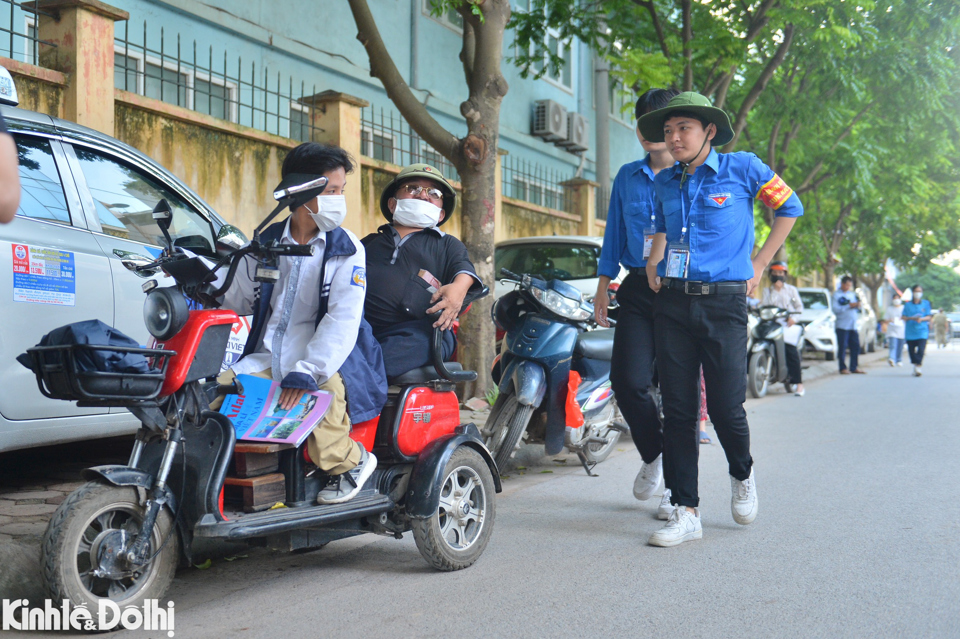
left=495, top=243, right=600, bottom=281
left=800, top=291, right=829, bottom=310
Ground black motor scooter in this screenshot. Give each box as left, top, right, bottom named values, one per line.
left=747, top=305, right=804, bottom=398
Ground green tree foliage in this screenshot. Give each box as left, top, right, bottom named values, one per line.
left=512, top=0, right=960, bottom=285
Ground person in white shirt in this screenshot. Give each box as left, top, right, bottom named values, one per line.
left=760, top=261, right=805, bottom=396
left=220, top=143, right=386, bottom=505
left=884, top=293, right=906, bottom=366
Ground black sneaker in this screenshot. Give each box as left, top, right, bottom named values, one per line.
left=316, top=444, right=377, bottom=505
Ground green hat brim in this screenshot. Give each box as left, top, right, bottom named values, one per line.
left=638, top=104, right=734, bottom=147
left=379, top=165, right=456, bottom=226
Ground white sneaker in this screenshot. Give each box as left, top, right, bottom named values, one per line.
left=731, top=468, right=758, bottom=525
left=888, top=359, right=894, bottom=367
left=916, top=366, right=923, bottom=377
left=648, top=505, right=702, bottom=547
left=657, top=489, right=674, bottom=520
left=317, top=444, right=377, bottom=505
left=897, top=361, right=903, bottom=367
left=633, top=455, right=663, bottom=501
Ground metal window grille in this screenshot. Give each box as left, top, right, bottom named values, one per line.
left=596, top=184, right=611, bottom=221
left=360, top=104, right=460, bottom=182
left=115, top=19, right=321, bottom=142
left=501, top=154, right=571, bottom=213
left=0, top=1, right=56, bottom=66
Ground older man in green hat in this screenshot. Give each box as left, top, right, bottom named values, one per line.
left=362, top=163, right=481, bottom=378
left=639, top=92, right=804, bottom=547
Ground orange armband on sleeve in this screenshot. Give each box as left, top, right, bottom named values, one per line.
left=757, top=174, right=794, bottom=210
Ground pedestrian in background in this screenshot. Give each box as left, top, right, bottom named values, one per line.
left=594, top=88, right=678, bottom=507
left=903, top=285, right=932, bottom=376
left=885, top=294, right=905, bottom=367
left=932, top=308, right=949, bottom=349
left=832, top=276, right=866, bottom=374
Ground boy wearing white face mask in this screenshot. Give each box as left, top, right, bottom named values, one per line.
left=219, top=143, right=387, bottom=505
left=362, top=164, right=482, bottom=378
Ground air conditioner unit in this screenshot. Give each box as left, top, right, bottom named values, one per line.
left=532, top=100, right=567, bottom=141
left=558, top=112, right=589, bottom=152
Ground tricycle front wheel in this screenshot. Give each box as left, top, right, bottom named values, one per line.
left=40, top=483, right=179, bottom=622
left=412, top=447, right=496, bottom=571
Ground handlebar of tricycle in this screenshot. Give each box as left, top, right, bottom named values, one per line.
left=428, top=285, right=489, bottom=383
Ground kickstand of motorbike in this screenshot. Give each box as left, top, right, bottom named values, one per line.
left=576, top=451, right=599, bottom=477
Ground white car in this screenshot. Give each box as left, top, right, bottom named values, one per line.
left=494, top=236, right=626, bottom=300
left=797, top=287, right=838, bottom=360
left=0, top=92, right=246, bottom=453
left=855, top=288, right=878, bottom=353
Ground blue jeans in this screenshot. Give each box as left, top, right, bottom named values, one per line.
left=836, top=328, right=860, bottom=372
left=887, top=336, right=904, bottom=364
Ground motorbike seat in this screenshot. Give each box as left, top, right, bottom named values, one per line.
left=389, top=362, right=464, bottom=386
left=574, top=328, right=615, bottom=361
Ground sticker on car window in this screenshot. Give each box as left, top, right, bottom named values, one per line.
left=12, top=244, right=76, bottom=306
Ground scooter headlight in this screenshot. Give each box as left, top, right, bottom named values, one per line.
left=759, top=307, right=779, bottom=321
left=531, top=287, right=591, bottom=321
left=143, top=287, right=189, bottom=341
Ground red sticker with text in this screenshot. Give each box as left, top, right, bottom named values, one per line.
left=758, top=174, right=793, bottom=210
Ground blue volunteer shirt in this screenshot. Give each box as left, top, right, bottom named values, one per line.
left=902, top=299, right=932, bottom=340
left=598, top=156, right=666, bottom=279
left=653, top=149, right=803, bottom=282
left=832, top=289, right=860, bottom=330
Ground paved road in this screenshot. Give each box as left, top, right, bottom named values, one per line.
left=8, top=348, right=959, bottom=638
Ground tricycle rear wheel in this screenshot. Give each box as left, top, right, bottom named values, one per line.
left=412, top=447, right=496, bottom=571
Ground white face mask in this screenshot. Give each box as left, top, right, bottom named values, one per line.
left=893, top=299, right=902, bottom=306
left=307, top=194, right=347, bottom=232
left=913, top=291, right=923, bottom=300
left=392, top=197, right=442, bottom=229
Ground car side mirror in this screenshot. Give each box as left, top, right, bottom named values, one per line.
left=216, top=224, right=248, bottom=254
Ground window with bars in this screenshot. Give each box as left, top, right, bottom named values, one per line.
left=362, top=128, right=396, bottom=164
left=114, top=49, right=238, bottom=123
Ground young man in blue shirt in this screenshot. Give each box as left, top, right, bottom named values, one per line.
left=832, top=276, right=866, bottom=374
left=594, top=88, right=677, bottom=517
left=639, top=92, right=803, bottom=547
left=902, top=284, right=932, bottom=376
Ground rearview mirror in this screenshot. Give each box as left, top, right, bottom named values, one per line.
left=216, top=224, right=248, bottom=253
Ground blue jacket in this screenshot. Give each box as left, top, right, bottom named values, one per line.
left=242, top=221, right=387, bottom=423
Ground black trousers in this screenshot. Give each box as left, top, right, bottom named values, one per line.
left=609, top=273, right=661, bottom=464
left=654, top=288, right=753, bottom=508
left=907, top=338, right=927, bottom=365
left=785, top=343, right=802, bottom=384
left=836, top=328, right=860, bottom=372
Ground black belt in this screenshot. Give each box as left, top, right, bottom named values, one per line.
left=661, top=277, right=747, bottom=295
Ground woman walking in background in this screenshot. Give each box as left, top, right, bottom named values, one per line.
left=885, top=294, right=905, bottom=366
left=903, top=285, right=932, bottom=377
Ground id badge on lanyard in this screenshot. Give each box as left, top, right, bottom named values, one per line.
left=665, top=175, right=702, bottom=279
left=665, top=232, right=690, bottom=279
left=642, top=215, right=657, bottom=259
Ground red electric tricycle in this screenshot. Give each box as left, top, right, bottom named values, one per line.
left=23, top=193, right=498, bottom=621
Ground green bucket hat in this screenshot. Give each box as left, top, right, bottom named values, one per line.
left=379, top=163, right=457, bottom=226
left=637, top=91, right=734, bottom=147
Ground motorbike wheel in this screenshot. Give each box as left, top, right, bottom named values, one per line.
left=747, top=351, right=771, bottom=398
left=580, top=401, right=623, bottom=465
left=41, top=483, right=179, bottom=619
left=412, top=447, right=496, bottom=571
left=483, top=392, right=534, bottom=471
